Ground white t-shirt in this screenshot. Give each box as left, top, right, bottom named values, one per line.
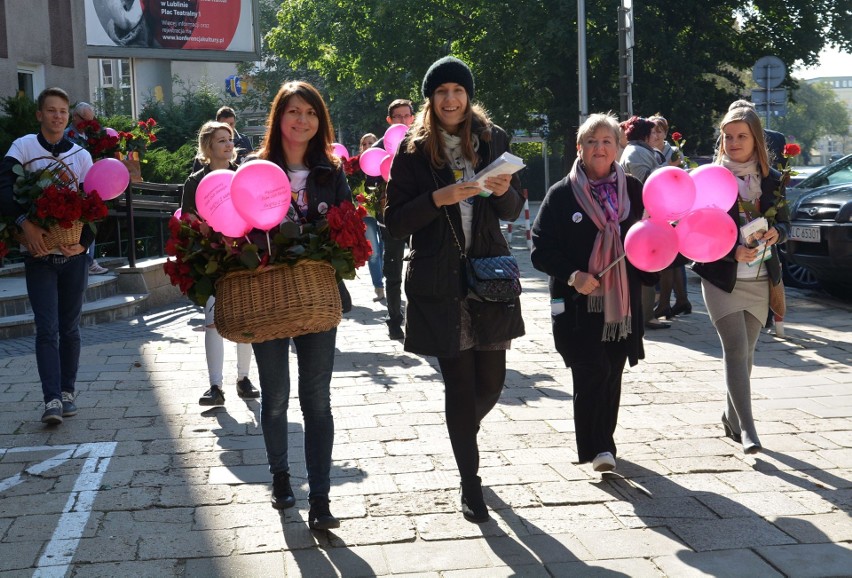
left=8, top=134, right=93, bottom=186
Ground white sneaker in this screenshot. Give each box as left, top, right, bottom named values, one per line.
left=89, top=261, right=108, bottom=275
left=774, top=321, right=785, bottom=339
left=592, top=452, right=616, bottom=472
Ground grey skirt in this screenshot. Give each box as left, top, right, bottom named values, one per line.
left=702, top=277, right=769, bottom=326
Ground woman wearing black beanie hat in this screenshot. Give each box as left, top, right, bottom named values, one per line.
left=384, top=56, right=526, bottom=523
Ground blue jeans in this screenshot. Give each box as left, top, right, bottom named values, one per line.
left=252, top=328, right=337, bottom=499
left=364, top=216, right=384, bottom=289
left=25, top=253, right=88, bottom=403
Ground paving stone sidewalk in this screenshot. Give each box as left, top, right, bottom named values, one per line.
left=0, top=240, right=850, bottom=577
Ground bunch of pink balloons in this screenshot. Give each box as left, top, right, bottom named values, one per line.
left=624, top=165, right=739, bottom=271
left=195, top=160, right=292, bottom=237
left=358, top=123, right=410, bottom=181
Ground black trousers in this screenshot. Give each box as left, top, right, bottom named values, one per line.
left=570, top=339, right=627, bottom=463
left=438, top=349, right=506, bottom=481
left=380, top=227, right=406, bottom=324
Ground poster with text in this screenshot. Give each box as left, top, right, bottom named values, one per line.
left=85, top=0, right=256, bottom=55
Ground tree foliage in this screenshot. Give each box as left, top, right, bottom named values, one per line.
left=774, top=81, right=850, bottom=165
left=267, top=0, right=852, bottom=169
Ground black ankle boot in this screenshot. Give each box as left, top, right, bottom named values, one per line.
left=308, top=496, right=340, bottom=530
left=460, top=476, right=489, bottom=523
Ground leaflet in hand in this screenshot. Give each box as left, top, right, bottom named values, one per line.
left=472, top=152, right=525, bottom=196
left=740, top=216, right=771, bottom=267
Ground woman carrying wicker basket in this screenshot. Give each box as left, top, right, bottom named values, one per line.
left=181, top=121, right=259, bottom=407
left=0, top=88, right=94, bottom=426
left=246, top=81, right=351, bottom=530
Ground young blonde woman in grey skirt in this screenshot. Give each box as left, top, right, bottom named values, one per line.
left=692, top=106, right=789, bottom=454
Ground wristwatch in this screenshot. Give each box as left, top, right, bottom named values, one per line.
left=567, top=270, right=578, bottom=286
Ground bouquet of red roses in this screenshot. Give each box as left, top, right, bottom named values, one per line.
left=11, top=156, right=108, bottom=232
left=164, top=200, right=371, bottom=307
left=67, top=118, right=120, bottom=160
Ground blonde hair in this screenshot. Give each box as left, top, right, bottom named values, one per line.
left=195, top=121, right=235, bottom=165
left=716, top=107, right=770, bottom=177
left=359, top=132, right=377, bottom=153
left=577, top=112, right=621, bottom=145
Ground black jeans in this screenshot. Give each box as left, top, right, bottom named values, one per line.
left=438, top=349, right=506, bottom=481
left=380, top=227, right=406, bottom=324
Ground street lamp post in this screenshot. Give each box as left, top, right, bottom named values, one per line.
left=577, top=0, right=588, bottom=125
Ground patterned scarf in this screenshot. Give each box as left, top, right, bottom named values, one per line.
left=719, top=155, right=762, bottom=202
left=569, top=158, right=632, bottom=341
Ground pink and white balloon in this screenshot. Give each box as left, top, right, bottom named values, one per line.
left=382, top=124, right=409, bottom=156
left=332, top=143, right=349, bottom=160
left=642, top=166, right=696, bottom=222
left=195, top=170, right=251, bottom=237
left=624, top=219, right=680, bottom=272
left=689, top=164, right=739, bottom=211
left=360, top=147, right=390, bottom=177
left=230, top=160, right=292, bottom=231
left=675, top=207, right=738, bottom=263
left=84, top=158, right=130, bottom=201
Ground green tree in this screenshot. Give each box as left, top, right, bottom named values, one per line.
left=267, top=0, right=852, bottom=170
left=139, top=78, right=225, bottom=152
left=774, top=81, right=850, bottom=166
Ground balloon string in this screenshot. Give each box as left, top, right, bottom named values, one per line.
left=266, top=231, right=272, bottom=255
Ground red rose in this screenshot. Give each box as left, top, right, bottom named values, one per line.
left=783, top=143, right=801, bottom=157
left=671, top=132, right=682, bottom=142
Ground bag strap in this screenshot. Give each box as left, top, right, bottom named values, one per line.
left=430, top=166, right=467, bottom=260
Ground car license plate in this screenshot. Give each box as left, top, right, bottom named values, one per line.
left=789, top=226, right=820, bottom=243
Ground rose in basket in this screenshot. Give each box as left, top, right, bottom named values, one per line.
left=164, top=199, right=372, bottom=307
left=9, top=156, right=109, bottom=248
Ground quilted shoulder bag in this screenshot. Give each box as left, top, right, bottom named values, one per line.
left=444, top=208, right=521, bottom=302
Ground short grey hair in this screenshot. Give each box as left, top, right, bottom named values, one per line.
left=576, top=112, right=621, bottom=145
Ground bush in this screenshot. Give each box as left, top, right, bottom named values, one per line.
left=142, top=144, right=197, bottom=184
left=139, top=79, right=224, bottom=152
left=0, top=95, right=39, bottom=156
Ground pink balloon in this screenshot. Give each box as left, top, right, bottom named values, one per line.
left=624, top=219, right=679, bottom=272
left=332, top=142, right=349, bottom=160
left=84, top=158, right=130, bottom=201
left=195, top=170, right=250, bottom=237
left=643, top=166, right=696, bottom=221
left=380, top=155, right=393, bottom=182
left=105, top=127, right=119, bottom=139
left=173, top=208, right=182, bottom=220
left=689, top=164, right=739, bottom=211
left=383, top=124, right=409, bottom=156
left=675, top=208, right=738, bottom=263
left=230, top=160, right=291, bottom=230
left=360, top=147, right=388, bottom=177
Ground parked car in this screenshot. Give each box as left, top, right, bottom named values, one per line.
left=783, top=181, right=852, bottom=299
left=780, top=154, right=852, bottom=294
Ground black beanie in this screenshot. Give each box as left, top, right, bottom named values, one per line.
left=421, top=56, right=475, bottom=100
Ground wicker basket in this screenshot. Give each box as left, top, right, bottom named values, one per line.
left=14, top=220, right=84, bottom=251
left=214, top=260, right=342, bottom=343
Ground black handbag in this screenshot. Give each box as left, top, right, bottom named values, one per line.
left=444, top=208, right=521, bottom=302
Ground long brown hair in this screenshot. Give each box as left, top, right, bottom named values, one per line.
left=716, top=107, right=770, bottom=177
left=405, top=95, right=492, bottom=170
left=257, top=81, right=338, bottom=170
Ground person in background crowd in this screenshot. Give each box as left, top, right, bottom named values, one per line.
left=358, top=132, right=385, bottom=302
left=375, top=98, right=417, bottom=340
left=0, top=88, right=94, bottom=425
left=249, top=81, right=351, bottom=530
left=619, top=115, right=670, bottom=330
left=192, top=106, right=254, bottom=170
left=532, top=112, right=654, bottom=475
left=65, top=102, right=108, bottom=275
left=693, top=106, right=789, bottom=454
left=180, top=121, right=259, bottom=407
left=385, top=57, right=524, bottom=523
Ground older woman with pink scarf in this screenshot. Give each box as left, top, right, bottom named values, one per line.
left=531, top=113, right=656, bottom=473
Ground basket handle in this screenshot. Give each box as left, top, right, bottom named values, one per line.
left=22, top=153, right=82, bottom=191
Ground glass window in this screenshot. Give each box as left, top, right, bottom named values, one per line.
left=100, top=60, right=113, bottom=87
left=119, top=59, right=131, bottom=87
left=17, top=71, right=33, bottom=100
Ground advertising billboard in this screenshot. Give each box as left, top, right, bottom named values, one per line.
left=85, top=0, right=260, bottom=62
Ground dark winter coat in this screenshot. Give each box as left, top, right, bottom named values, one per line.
left=530, top=172, right=654, bottom=368
left=384, top=124, right=525, bottom=358
left=692, top=169, right=790, bottom=292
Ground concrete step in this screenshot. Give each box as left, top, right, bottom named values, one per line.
left=0, top=293, right=149, bottom=339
